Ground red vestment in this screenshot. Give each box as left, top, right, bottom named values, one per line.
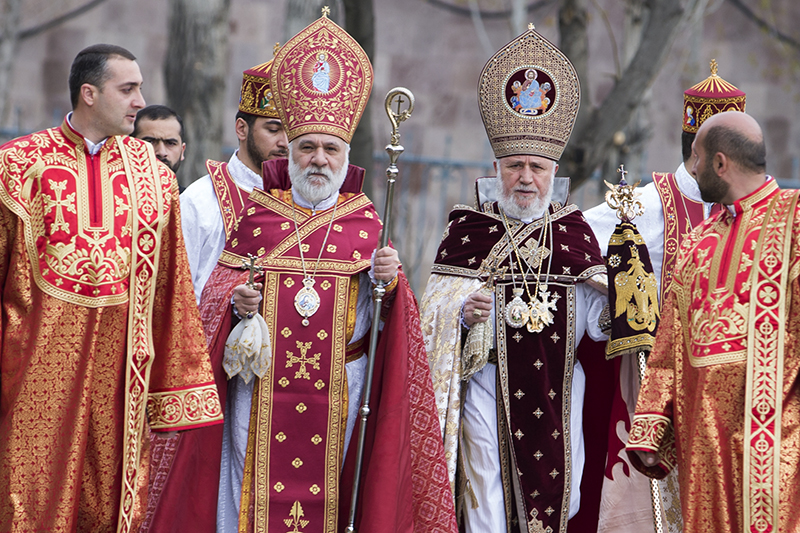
left=0, top=121, right=222, bottom=532
left=154, top=159, right=456, bottom=532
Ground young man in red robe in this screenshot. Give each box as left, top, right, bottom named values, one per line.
left=0, top=44, right=221, bottom=532
left=583, top=61, right=746, bottom=532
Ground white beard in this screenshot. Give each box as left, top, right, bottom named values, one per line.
left=288, top=154, right=348, bottom=206
left=495, top=171, right=553, bottom=221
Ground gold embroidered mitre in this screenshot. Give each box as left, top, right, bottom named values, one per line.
left=682, top=59, right=746, bottom=134
left=239, top=58, right=280, bottom=119
left=270, top=11, right=373, bottom=143
left=478, top=25, right=580, bottom=160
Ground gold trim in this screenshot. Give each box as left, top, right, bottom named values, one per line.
left=238, top=382, right=260, bottom=531
left=254, top=271, right=279, bottom=530
left=147, top=383, right=223, bottom=429
left=345, top=274, right=359, bottom=344
left=116, top=137, right=166, bottom=533
left=628, top=414, right=677, bottom=471
left=207, top=159, right=246, bottom=240
left=742, top=190, right=796, bottom=532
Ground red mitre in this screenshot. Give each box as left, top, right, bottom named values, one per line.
left=239, top=50, right=280, bottom=119
left=270, top=8, right=373, bottom=143
left=682, top=59, right=746, bottom=134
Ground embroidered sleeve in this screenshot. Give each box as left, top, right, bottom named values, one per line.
left=625, top=290, right=681, bottom=478
left=147, top=181, right=223, bottom=431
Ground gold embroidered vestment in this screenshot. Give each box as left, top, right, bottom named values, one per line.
left=0, top=122, right=222, bottom=532
left=627, top=180, right=800, bottom=532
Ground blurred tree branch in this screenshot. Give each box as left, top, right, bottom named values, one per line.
left=726, top=0, right=800, bottom=51
left=0, top=0, right=22, bottom=128
left=1, top=0, right=110, bottom=128
left=164, top=0, right=230, bottom=187
left=18, top=0, right=109, bottom=40
left=342, top=0, right=376, bottom=200
left=560, top=0, right=703, bottom=188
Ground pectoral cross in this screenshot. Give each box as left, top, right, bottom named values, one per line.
left=241, top=253, right=263, bottom=289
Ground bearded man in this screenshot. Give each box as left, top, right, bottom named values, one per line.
left=420, top=27, right=609, bottom=533
left=143, top=58, right=288, bottom=533
left=627, top=111, right=800, bottom=532
left=180, top=57, right=288, bottom=303
left=192, top=11, right=455, bottom=533
left=582, top=61, right=746, bottom=533
left=133, top=104, right=186, bottom=174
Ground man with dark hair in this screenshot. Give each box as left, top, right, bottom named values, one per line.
left=180, top=59, right=288, bottom=303
left=627, top=111, right=800, bottom=532
left=133, top=104, right=186, bottom=173
left=68, top=43, right=136, bottom=109
left=0, top=44, right=221, bottom=531
left=582, top=61, right=746, bottom=532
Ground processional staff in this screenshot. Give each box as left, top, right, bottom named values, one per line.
left=604, top=164, right=664, bottom=533
left=345, top=87, right=415, bottom=533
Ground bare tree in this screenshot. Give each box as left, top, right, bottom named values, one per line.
left=0, top=0, right=22, bottom=129
left=164, top=0, right=230, bottom=188
left=559, top=0, right=709, bottom=188
left=342, top=0, right=375, bottom=199
left=0, top=0, right=111, bottom=133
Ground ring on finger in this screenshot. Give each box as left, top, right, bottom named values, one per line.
left=472, top=309, right=483, bottom=318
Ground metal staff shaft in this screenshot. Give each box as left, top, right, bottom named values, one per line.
left=345, top=87, right=414, bottom=533
left=636, top=351, right=665, bottom=533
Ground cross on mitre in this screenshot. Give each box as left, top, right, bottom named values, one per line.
left=322, top=5, right=331, bottom=17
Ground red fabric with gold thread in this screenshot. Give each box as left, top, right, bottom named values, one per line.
left=222, top=188, right=381, bottom=532
left=270, top=12, right=373, bottom=143
left=0, top=122, right=221, bottom=532
left=627, top=180, right=800, bottom=532
left=682, top=60, right=746, bottom=134
left=653, top=172, right=723, bottom=304
left=196, top=167, right=456, bottom=531
left=239, top=59, right=280, bottom=119
left=207, top=159, right=247, bottom=241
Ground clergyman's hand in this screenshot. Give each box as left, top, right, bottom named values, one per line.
left=373, top=246, right=400, bottom=283
left=233, top=282, right=263, bottom=319
left=463, top=291, right=492, bottom=328
left=634, top=450, right=660, bottom=467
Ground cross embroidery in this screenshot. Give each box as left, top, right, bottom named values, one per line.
left=43, top=180, right=76, bottom=233
left=285, top=341, right=321, bottom=380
